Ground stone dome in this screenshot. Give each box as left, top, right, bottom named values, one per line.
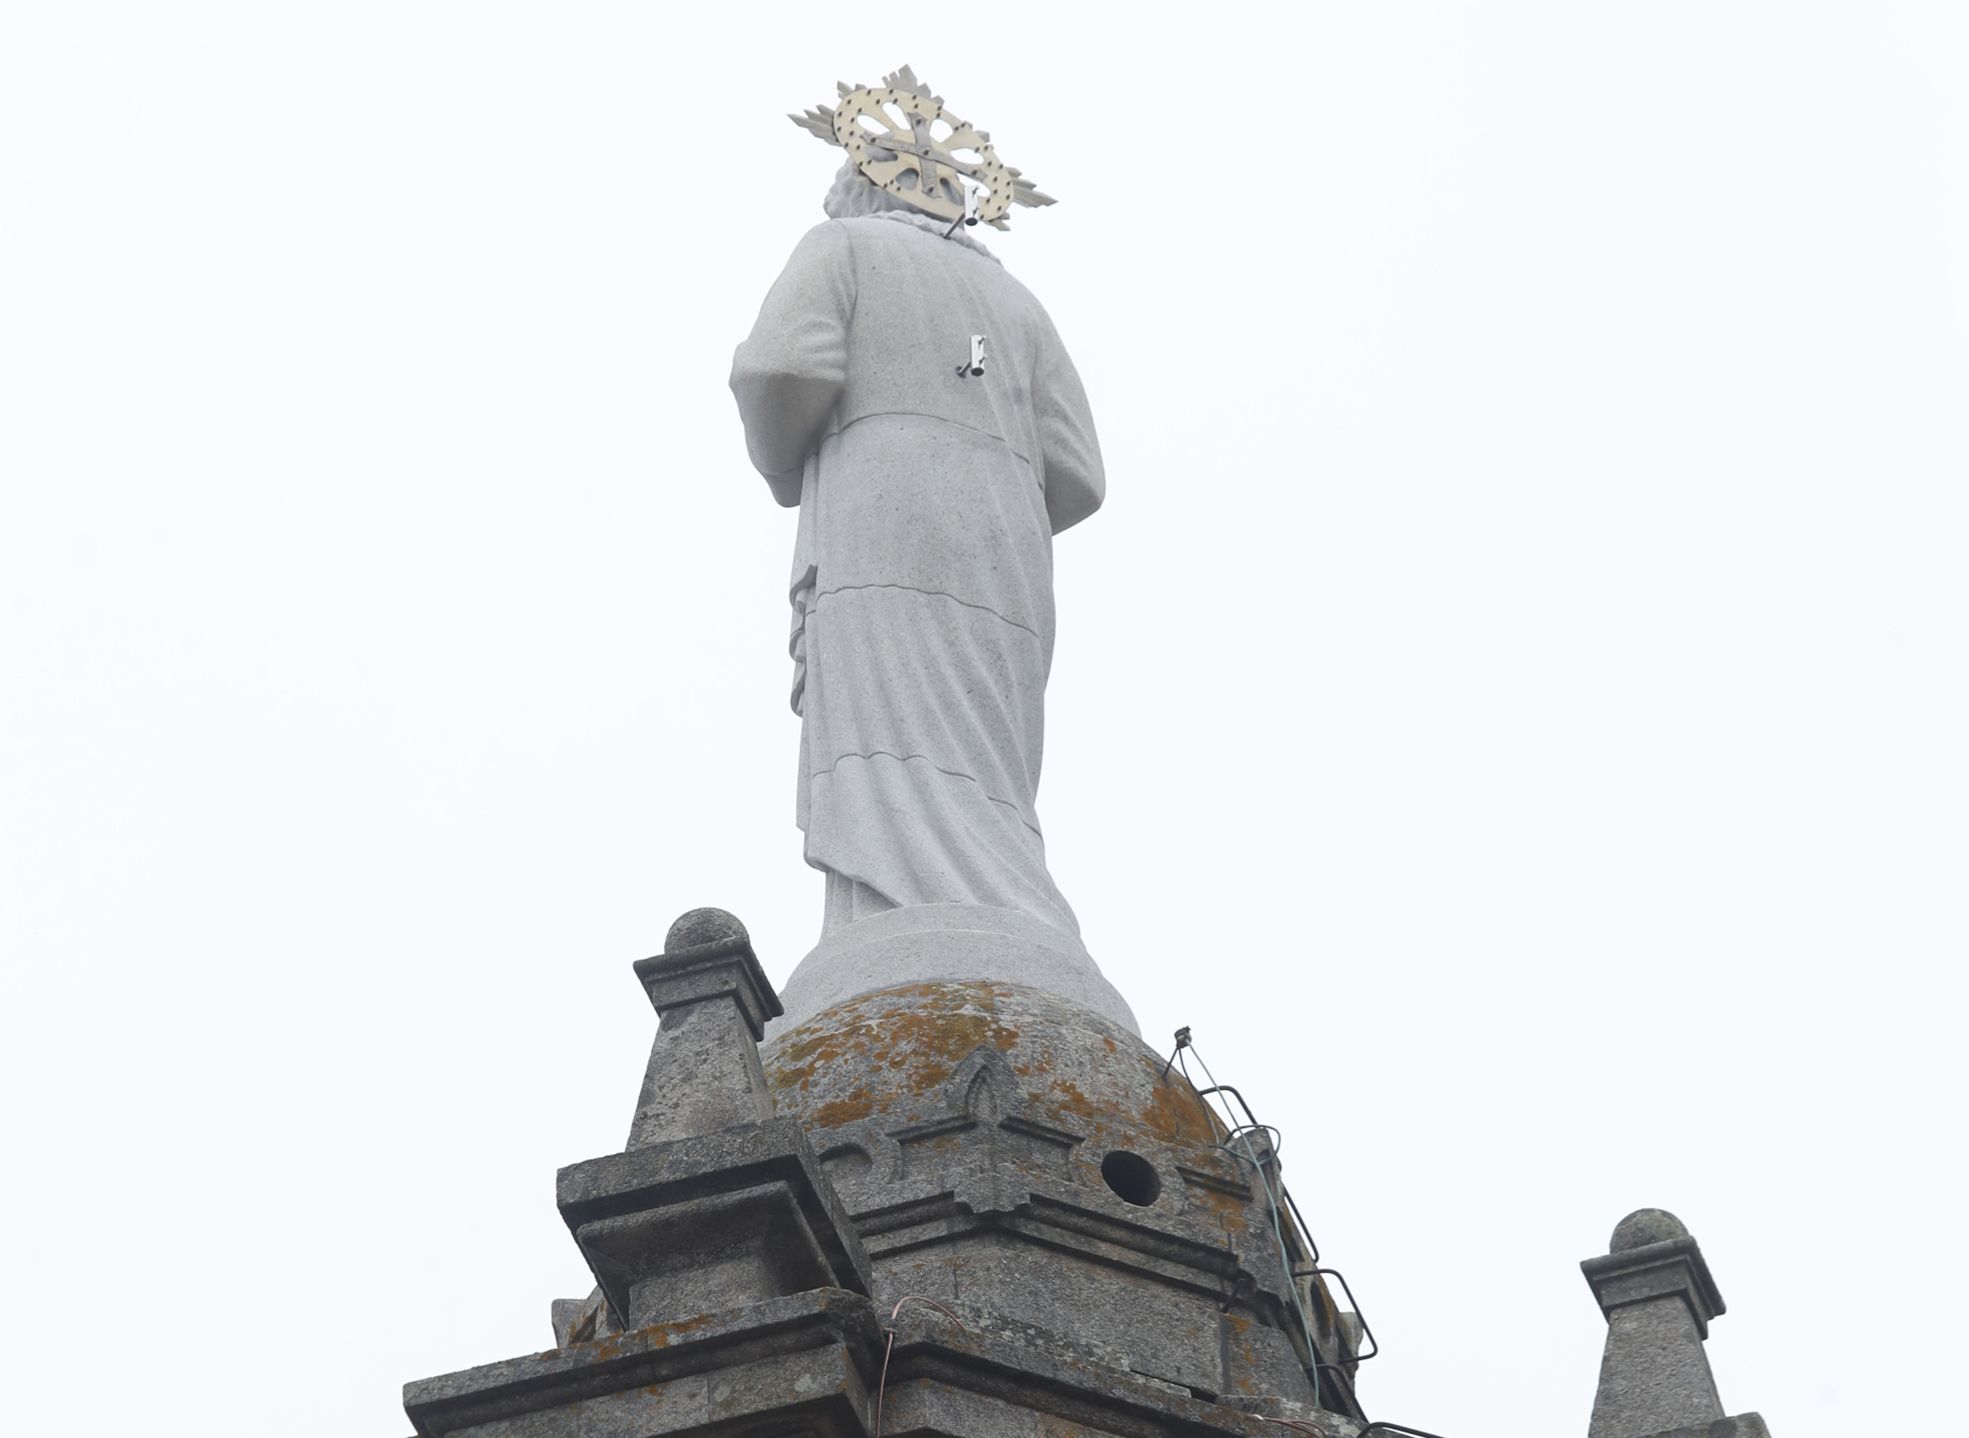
left=663, top=906, right=749, bottom=953
left=764, top=979, right=1211, bottom=1150
left=758, top=979, right=1353, bottom=1409
left=1610, top=1207, right=1690, bottom=1252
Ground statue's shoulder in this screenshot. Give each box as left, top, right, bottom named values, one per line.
left=830, top=213, right=1008, bottom=270
left=786, top=218, right=856, bottom=255
left=825, top=214, right=918, bottom=247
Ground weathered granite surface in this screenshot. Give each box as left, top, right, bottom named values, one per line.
left=406, top=1286, right=1369, bottom=1438
left=409, top=914, right=1371, bottom=1438
left=762, top=978, right=1362, bottom=1413
left=559, top=1117, right=871, bottom=1330
left=1629, top=1418, right=1772, bottom=1438
left=1583, top=1209, right=1770, bottom=1438
left=625, top=908, right=781, bottom=1146
left=405, top=1289, right=881, bottom=1438
left=774, top=900, right=1139, bottom=1036
left=732, top=160, right=1114, bottom=1028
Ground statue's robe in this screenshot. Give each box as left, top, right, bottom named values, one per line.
left=731, top=210, right=1105, bottom=975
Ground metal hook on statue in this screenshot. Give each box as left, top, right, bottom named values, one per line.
left=943, top=178, right=985, bottom=238
left=957, top=334, right=987, bottom=378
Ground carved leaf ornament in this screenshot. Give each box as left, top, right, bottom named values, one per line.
left=789, top=65, right=1056, bottom=230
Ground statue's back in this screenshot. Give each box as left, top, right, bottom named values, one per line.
left=728, top=117, right=1130, bottom=1039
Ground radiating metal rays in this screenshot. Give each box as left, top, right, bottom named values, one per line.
left=788, top=65, right=1055, bottom=230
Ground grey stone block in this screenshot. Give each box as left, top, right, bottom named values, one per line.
left=578, top=1181, right=836, bottom=1330
left=547, top=1293, right=605, bottom=1350
left=1588, top=1298, right=1724, bottom=1438
left=871, top=1296, right=1329, bottom=1438
left=558, top=1116, right=871, bottom=1330
left=404, top=1289, right=879, bottom=1438
left=1636, top=1416, right=1771, bottom=1438
left=1582, top=1235, right=1725, bottom=1338
left=409, top=1278, right=1350, bottom=1438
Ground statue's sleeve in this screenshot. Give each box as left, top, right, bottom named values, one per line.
left=729, top=221, right=855, bottom=507
left=1034, top=316, right=1105, bottom=534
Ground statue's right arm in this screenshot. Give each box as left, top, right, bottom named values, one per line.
left=1034, top=314, right=1105, bottom=535
left=729, top=223, right=854, bottom=507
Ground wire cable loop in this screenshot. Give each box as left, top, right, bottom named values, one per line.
left=1177, top=1042, right=1326, bottom=1408
left=872, top=1295, right=968, bottom=1438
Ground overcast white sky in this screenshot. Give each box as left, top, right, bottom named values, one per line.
left=3, top=5, right=1964, bottom=1435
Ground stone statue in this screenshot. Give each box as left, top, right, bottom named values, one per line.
left=729, top=69, right=1135, bottom=1034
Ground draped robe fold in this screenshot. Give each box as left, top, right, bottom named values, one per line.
left=730, top=212, right=1105, bottom=961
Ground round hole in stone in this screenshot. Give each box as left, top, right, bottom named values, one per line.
left=1101, top=1149, right=1161, bottom=1206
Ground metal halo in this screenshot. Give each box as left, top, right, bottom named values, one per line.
left=831, top=85, right=1014, bottom=227
left=789, top=67, right=1055, bottom=230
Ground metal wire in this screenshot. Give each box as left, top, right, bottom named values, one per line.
left=1185, top=1041, right=1384, bottom=1381
left=1161, top=1025, right=1193, bottom=1080
left=872, top=1295, right=967, bottom=1438
left=1194, top=1082, right=1321, bottom=1263
left=1177, top=1044, right=1324, bottom=1409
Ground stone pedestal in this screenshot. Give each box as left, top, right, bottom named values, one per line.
left=773, top=901, right=1140, bottom=1036
left=403, top=911, right=1373, bottom=1438
left=406, top=909, right=1797, bottom=1438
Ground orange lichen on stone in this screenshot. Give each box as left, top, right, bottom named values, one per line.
left=809, top=1090, right=875, bottom=1128
left=1142, top=1075, right=1220, bottom=1145
left=766, top=981, right=1026, bottom=1103
left=1185, top=1180, right=1251, bottom=1234
left=765, top=982, right=1228, bottom=1169
left=1220, top=1312, right=1267, bottom=1394
left=581, top=1311, right=718, bottom=1361
left=1043, top=1077, right=1100, bottom=1125
left=640, top=1312, right=717, bottom=1350
left=1307, top=1273, right=1342, bottom=1339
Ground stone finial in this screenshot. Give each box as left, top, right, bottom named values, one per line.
left=1583, top=1210, right=1771, bottom=1438
left=665, top=906, right=749, bottom=955
left=549, top=911, right=869, bottom=1336
left=626, top=908, right=783, bottom=1148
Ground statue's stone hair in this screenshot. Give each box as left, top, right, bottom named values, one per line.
left=820, top=158, right=918, bottom=220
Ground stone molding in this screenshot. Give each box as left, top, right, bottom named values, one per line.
left=558, top=1117, right=872, bottom=1330
left=1580, top=1236, right=1726, bottom=1339
left=404, top=1286, right=1368, bottom=1438
left=1632, top=1417, right=1771, bottom=1438
left=634, top=931, right=782, bottom=1041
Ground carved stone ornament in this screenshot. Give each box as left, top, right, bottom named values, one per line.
left=789, top=64, right=1055, bottom=229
